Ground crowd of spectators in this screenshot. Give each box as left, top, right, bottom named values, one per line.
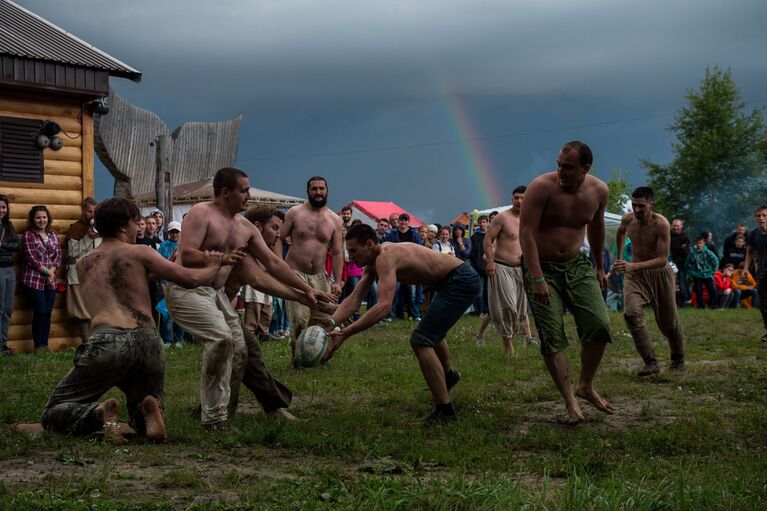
left=2, top=193, right=765, bottom=355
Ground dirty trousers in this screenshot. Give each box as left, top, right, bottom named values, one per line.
left=622, top=265, right=685, bottom=364
left=166, top=284, right=246, bottom=425
left=41, top=326, right=165, bottom=437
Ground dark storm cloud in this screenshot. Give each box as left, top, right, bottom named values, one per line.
left=17, top=0, right=767, bottom=221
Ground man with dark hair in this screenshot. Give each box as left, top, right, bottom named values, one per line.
left=324, top=224, right=480, bottom=426
left=469, top=215, right=490, bottom=316
left=385, top=213, right=423, bottom=320
left=482, top=186, right=534, bottom=354
left=743, top=204, right=767, bottom=341
left=65, top=197, right=100, bottom=342
left=376, top=218, right=390, bottom=243
left=520, top=141, right=614, bottom=424
left=224, top=204, right=335, bottom=420
left=722, top=223, right=748, bottom=267
left=281, top=176, right=343, bottom=366
left=168, top=168, right=328, bottom=429
left=614, top=187, right=685, bottom=376
left=670, top=219, right=691, bottom=306
left=41, top=198, right=231, bottom=444
left=340, top=206, right=353, bottom=228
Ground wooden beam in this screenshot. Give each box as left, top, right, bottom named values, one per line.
left=81, top=108, right=94, bottom=198
left=45, top=160, right=82, bottom=177
left=3, top=188, right=82, bottom=204
left=0, top=110, right=80, bottom=132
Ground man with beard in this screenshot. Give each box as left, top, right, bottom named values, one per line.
left=520, top=141, right=614, bottom=425
left=614, top=187, right=685, bottom=376
left=281, top=176, right=344, bottom=365
left=167, top=168, right=327, bottom=429
left=340, top=206, right=353, bottom=229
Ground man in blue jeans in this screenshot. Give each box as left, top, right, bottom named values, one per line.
left=324, top=224, right=480, bottom=426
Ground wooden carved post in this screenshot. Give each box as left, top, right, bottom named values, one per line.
left=154, top=134, right=172, bottom=221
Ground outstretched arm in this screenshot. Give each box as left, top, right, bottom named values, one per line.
left=141, top=245, right=224, bottom=288
left=324, top=261, right=395, bottom=362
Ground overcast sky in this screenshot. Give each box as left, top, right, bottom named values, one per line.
left=20, top=0, right=767, bottom=222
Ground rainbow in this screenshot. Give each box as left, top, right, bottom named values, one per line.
left=441, top=87, right=504, bottom=209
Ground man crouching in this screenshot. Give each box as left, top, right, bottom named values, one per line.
left=40, top=198, right=236, bottom=444
left=323, top=224, right=480, bottom=426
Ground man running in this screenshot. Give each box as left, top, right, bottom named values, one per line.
left=743, top=204, right=767, bottom=342
left=483, top=185, right=535, bottom=355
left=519, top=141, right=614, bottom=425
left=41, top=198, right=230, bottom=444
left=281, top=176, right=344, bottom=364
left=323, top=224, right=480, bottom=426
left=167, top=167, right=325, bottom=430
left=614, top=187, right=685, bottom=376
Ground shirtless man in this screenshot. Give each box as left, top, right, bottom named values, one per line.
left=323, top=224, right=481, bottom=426
left=224, top=205, right=337, bottom=420
left=281, top=176, right=344, bottom=363
left=483, top=185, right=535, bottom=355
left=519, top=141, right=614, bottom=425
left=41, top=198, right=229, bottom=444
left=167, top=167, right=326, bottom=429
left=614, top=187, right=685, bottom=376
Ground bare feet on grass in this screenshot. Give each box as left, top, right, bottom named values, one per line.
left=141, top=396, right=167, bottom=443
left=564, top=398, right=585, bottom=425
left=95, top=398, right=128, bottom=445
left=503, top=337, right=516, bottom=358
left=575, top=385, right=615, bottom=415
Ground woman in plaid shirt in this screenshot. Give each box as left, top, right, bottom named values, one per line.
left=21, top=205, right=61, bottom=352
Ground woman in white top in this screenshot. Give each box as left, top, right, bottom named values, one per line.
left=432, top=226, right=456, bottom=256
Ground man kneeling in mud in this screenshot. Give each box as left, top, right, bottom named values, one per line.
left=40, top=198, right=237, bottom=444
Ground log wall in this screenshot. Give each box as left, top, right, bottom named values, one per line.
left=1, top=92, right=93, bottom=353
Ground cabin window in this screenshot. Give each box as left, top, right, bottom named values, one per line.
left=0, top=116, right=44, bottom=183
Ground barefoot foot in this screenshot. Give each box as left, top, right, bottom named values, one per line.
left=575, top=386, right=615, bottom=415
left=141, top=396, right=167, bottom=443
left=95, top=398, right=128, bottom=445
left=503, top=338, right=516, bottom=358
left=564, top=400, right=585, bottom=425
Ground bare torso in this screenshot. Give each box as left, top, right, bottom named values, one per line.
left=283, top=204, right=341, bottom=274
left=622, top=212, right=670, bottom=264
left=491, top=209, right=522, bottom=265
left=177, top=202, right=254, bottom=288
left=527, top=173, right=607, bottom=262
left=77, top=242, right=157, bottom=330
left=371, top=243, right=463, bottom=286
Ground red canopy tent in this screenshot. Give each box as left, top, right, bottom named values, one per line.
left=345, top=201, right=425, bottom=228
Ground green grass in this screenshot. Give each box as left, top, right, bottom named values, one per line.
left=1, top=308, right=766, bottom=510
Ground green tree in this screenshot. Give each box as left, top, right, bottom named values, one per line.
left=643, top=66, right=767, bottom=240
left=606, top=168, right=630, bottom=214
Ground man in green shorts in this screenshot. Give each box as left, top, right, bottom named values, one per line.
left=519, top=141, right=614, bottom=424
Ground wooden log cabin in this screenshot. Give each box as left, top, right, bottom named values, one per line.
left=0, top=0, right=141, bottom=353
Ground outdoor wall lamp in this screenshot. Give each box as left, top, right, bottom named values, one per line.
left=36, top=120, right=63, bottom=150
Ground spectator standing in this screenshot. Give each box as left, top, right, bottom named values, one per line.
left=136, top=214, right=162, bottom=322
left=0, top=195, right=21, bottom=355
left=714, top=264, right=740, bottom=308
left=135, top=216, right=146, bottom=241
left=721, top=235, right=747, bottom=269
left=388, top=213, right=399, bottom=233
left=432, top=226, right=456, bottom=256
left=670, top=219, right=691, bottom=306
left=21, top=205, right=61, bottom=352
left=426, top=224, right=438, bottom=247
left=744, top=204, right=767, bottom=342
left=385, top=213, right=423, bottom=320
left=65, top=197, right=100, bottom=343
left=701, top=231, right=718, bottom=257
left=151, top=210, right=166, bottom=241
left=469, top=215, right=490, bottom=315
left=686, top=235, right=719, bottom=309
left=376, top=218, right=390, bottom=243
left=722, top=224, right=747, bottom=260
left=157, top=221, right=185, bottom=346
left=340, top=206, right=353, bottom=229
left=418, top=225, right=430, bottom=247
left=450, top=224, right=471, bottom=261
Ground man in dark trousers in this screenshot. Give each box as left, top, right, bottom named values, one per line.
left=470, top=215, right=489, bottom=315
